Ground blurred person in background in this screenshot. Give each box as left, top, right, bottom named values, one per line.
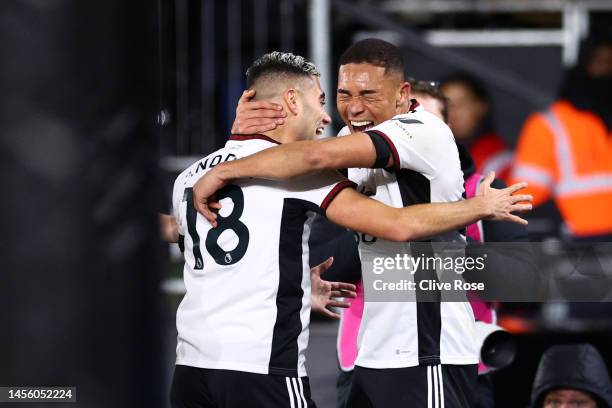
left=441, top=73, right=513, bottom=182
left=510, top=35, right=612, bottom=241
left=531, top=344, right=612, bottom=408
left=409, top=79, right=448, bottom=122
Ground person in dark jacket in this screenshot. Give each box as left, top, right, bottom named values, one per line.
left=531, top=344, right=612, bottom=408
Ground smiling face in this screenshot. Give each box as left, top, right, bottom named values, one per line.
left=336, top=63, right=410, bottom=133
left=294, top=76, right=331, bottom=140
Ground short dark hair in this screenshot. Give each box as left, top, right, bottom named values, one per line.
left=339, top=38, right=404, bottom=77
left=246, top=51, right=319, bottom=88
left=440, top=72, right=490, bottom=105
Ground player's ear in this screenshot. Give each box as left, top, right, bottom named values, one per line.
left=283, top=88, right=299, bottom=116
left=397, top=82, right=410, bottom=108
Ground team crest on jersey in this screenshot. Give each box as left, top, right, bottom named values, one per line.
left=225, top=253, right=233, bottom=264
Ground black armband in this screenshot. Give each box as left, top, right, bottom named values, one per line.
left=365, top=130, right=393, bottom=169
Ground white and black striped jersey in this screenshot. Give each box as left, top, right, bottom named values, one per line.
left=340, top=101, right=479, bottom=369
left=172, top=134, right=354, bottom=377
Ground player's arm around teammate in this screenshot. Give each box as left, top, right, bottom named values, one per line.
left=326, top=170, right=529, bottom=241
left=198, top=165, right=530, bottom=244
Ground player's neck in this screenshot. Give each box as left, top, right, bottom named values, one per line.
left=397, top=101, right=410, bottom=115
left=262, top=124, right=300, bottom=144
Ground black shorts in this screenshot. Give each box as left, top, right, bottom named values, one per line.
left=170, top=365, right=317, bottom=408
left=347, top=364, right=477, bottom=408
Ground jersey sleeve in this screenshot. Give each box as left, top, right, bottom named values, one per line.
left=365, top=116, right=445, bottom=174
left=284, top=171, right=356, bottom=214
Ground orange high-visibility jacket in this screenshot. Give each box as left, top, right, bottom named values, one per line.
left=510, top=100, right=612, bottom=237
